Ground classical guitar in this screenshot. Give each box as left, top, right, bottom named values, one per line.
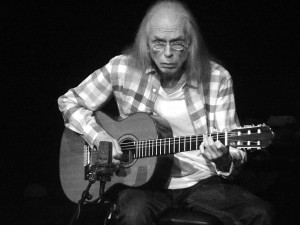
left=59, top=111, right=274, bottom=203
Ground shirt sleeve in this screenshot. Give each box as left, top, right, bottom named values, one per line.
left=57, top=60, right=114, bottom=147
left=211, top=66, right=247, bottom=178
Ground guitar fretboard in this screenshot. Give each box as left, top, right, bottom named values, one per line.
left=121, top=132, right=227, bottom=159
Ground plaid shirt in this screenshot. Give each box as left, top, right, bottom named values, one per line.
left=58, top=55, right=245, bottom=173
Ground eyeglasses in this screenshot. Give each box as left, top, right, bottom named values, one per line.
left=151, top=40, right=188, bottom=52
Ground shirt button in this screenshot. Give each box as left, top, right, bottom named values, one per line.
left=152, top=88, right=157, bottom=93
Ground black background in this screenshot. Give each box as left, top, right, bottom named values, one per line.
left=2, top=0, right=299, bottom=224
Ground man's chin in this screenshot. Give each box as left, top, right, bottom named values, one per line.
left=159, top=67, right=178, bottom=75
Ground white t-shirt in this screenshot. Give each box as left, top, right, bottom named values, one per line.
left=154, top=85, right=216, bottom=189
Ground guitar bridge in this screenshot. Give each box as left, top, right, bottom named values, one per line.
left=84, top=143, right=92, bottom=180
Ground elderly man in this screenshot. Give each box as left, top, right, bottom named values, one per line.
left=58, top=1, right=273, bottom=224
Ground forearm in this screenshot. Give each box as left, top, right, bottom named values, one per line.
left=58, top=92, right=105, bottom=145
left=58, top=68, right=113, bottom=146
left=215, top=146, right=246, bottom=177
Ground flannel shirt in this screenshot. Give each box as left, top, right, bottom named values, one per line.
left=58, top=54, right=246, bottom=177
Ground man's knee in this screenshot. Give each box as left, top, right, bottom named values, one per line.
left=116, top=189, right=155, bottom=225
left=242, top=200, right=274, bottom=225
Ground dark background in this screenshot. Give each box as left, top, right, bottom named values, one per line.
left=3, top=0, right=299, bottom=224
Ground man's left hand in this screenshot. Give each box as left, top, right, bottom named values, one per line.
left=200, top=135, right=232, bottom=171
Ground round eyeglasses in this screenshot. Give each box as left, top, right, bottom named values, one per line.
left=151, top=41, right=189, bottom=52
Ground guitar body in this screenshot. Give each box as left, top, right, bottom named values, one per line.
left=59, top=112, right=173, bottom=203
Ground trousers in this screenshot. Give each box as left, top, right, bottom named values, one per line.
left=115, top=176, right=274, bottom=225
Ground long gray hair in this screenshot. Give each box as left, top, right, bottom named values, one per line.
left=124, top=0, right=212, bottom=84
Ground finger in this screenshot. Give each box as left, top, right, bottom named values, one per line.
left=112, top=140, right=123, bottom=156
left=207, top=136, right=217, bottom=149
left=112, top=158, right=121, bottom=165
left=200, top=139, right=214, bottom=160
left=215, top=140, right=224, bottom=148
left=215, top=140, right=228, bottom=153
left=199, top=142, right=205, bottom=154
left=204, top=137, right=218, bottom=158
left=202, top=134, right=208, bottom=146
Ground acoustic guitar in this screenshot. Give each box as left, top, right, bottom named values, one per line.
left=59, top=111, right=274, bottom=203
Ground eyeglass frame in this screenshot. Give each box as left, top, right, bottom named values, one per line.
left=150, top=40, right=189, bottom=53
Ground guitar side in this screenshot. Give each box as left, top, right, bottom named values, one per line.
left=59, top=128, right=97, bottom=203
left=59, top=112, right=173, bottom=203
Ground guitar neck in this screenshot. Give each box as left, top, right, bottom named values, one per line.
left=121, top=132, right=227, bottom=159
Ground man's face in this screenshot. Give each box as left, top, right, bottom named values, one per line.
left=148, top=14, right=189, bottom=78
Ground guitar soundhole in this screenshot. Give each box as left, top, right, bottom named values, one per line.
left=119, top=137, right=136, bottom=166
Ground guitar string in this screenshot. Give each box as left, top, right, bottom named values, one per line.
left=119, top=139, right=260, bottom=149
left=118, top=132, right=261, bottom=148
left=119, top=139, right=262, bottom=152
left=118, top=141, right=262, bottom=159
left=119, top=140, right=261, bottom=150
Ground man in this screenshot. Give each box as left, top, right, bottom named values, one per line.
left=58, top=1, right=273, bottom=224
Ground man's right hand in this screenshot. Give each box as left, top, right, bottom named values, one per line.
left=110, top=138, right=123, bottom=165
left=97, top=135, right=123, bottom=166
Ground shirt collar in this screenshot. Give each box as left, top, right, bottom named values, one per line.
left=186, top=78, right=199, bottom=89
left=145, top=67, right=199, bottom=89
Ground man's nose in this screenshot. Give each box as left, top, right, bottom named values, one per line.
left=163, top=44, right=173, bottom=57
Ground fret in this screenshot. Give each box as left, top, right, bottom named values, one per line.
left=139, top=141, right=141, bottom=158
left=164, top=138, right=169, bottom=155
left=146, top=140, right=148, bottom=157
left=134, top=142, right=137, bottom=159
left=139, top=142, right=142, bottom=158
left=184, top=136, right=186, bottom=152
left=143, top=141, right=145, bottom=157
left=159, top=139, right=162, bottom=155
left=179, top=136, right=184, bottom=152
left=175, top=137, right=179, bottom=153
left=165, top=138, right=168, bottom=154
left=151, top=139, right=154, bottom=156
left=189, top=136, right=192, bottom=150
left=145, top=140, right=148, bottom=157
left=194, top=137, right=197, bottom=150
left=166, top=139, right=168, bottom=154
left=144, top=140, right=148, bottom=157
left=155, top=139, right=158, bottom=156
left=173, top=137, right=175, bottom=153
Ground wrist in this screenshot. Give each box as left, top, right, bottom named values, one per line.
left=216, top=154, right=232, bottom=172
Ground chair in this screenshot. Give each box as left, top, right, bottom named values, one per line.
left=102, top=202, right=223, bottom=225
left=157, top=207, right=223, bottom=225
